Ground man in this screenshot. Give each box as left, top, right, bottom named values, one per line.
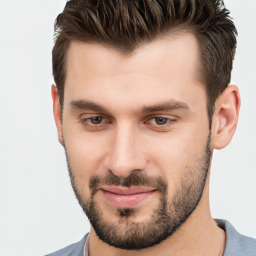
left=47, top=0, right=256, bottom=255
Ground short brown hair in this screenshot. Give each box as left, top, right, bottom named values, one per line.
left=52, top=0, right=237, bottom=119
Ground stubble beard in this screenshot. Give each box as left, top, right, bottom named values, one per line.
left=64, top=135, right=212, bottom=250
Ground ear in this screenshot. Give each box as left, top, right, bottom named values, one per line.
left=51, top=84, right=64, bottom=145
left=211, top=85, right=241, bottom=150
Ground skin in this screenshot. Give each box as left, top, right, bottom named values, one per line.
left=52, top=33, right=240, bottom=256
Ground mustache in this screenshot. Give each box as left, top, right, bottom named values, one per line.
left=90, top=171, right=168, bottom=196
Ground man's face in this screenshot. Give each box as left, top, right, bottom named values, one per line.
left=61, top=33, right=212, bottom=249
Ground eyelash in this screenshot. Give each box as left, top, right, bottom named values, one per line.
left=79, top=116, right=109, bottom=126
left=146, top=117, right=174, bottom=126
left=79, top=115, right=177, bottom=130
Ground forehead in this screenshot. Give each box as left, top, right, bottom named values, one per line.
left=66, top=32, right=201, bottom=79
left=64, top=33, right=205, bottom=112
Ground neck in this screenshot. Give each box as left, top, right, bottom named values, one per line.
left=88, top=184, right=226, bottom=256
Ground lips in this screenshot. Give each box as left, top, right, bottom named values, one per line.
left=100, top=186, right=157, bottom=208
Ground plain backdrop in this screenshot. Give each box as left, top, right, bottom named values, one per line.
left=0, top=1, right=255, bottom=255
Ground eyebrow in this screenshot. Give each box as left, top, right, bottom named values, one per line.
left=70, top=99, right=190, bottom=114
left=71, top=100, right=109, bottom=113
left=141, top=101, right=190, bottom=113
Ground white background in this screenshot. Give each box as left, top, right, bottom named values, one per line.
left=0, top=1, right=255, bottom=255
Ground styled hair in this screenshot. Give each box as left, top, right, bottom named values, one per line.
left=52, top=0, right=237, bottom=118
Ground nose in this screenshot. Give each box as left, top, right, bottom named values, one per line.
left=106, top=123, right=147, bottom=177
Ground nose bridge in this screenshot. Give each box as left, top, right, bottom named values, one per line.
left=107, top=121, right=146, bottom=177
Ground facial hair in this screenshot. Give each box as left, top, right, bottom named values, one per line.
left=65, top=135, right=212, bottom=250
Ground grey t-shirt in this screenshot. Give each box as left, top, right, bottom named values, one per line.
left=45, top=220, right=256, bottom=256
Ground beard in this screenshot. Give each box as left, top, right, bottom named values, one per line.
left=65, top=135, right=212, bottom=250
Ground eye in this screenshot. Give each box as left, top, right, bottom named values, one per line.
left=89, top=116, right=104, bottom=124
left=145, top=116, right=177, bottom=130
left=153, top=117, right=169, bottom=125
left=79, top=115, right=110, bottom=131
left=148, top=117, right=172, bottom=126
left=79, top=115, right=108, bottom=126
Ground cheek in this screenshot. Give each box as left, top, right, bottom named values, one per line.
left=63, top=123, right=111, bottom=195
left=146, top=127, right=209, bottom=191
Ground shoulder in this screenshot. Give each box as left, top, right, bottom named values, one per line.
left=45, top=234, right=88, bottom=256
left=216, top=219, right=256, bottom=256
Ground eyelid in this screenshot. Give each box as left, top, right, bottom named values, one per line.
left=145, top=114, right=177, bottom=121
left=148, top=117, right=172, bottom=124
left=79, top=112, right=109, bottom=119
left=78, top=112, right=178, bottom=128
left=79, top=113, right=112, bottom=125
left=143, top=115, right=178, bottom=129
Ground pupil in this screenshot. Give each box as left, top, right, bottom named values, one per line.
left=155, top=117, right=167, bottom=125
left=91, top=117, right=102, bottom=124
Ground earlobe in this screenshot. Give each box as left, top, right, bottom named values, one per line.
left=211, top=85, right=241, bottom=150
left=51, top=84, right=64, bottom=145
